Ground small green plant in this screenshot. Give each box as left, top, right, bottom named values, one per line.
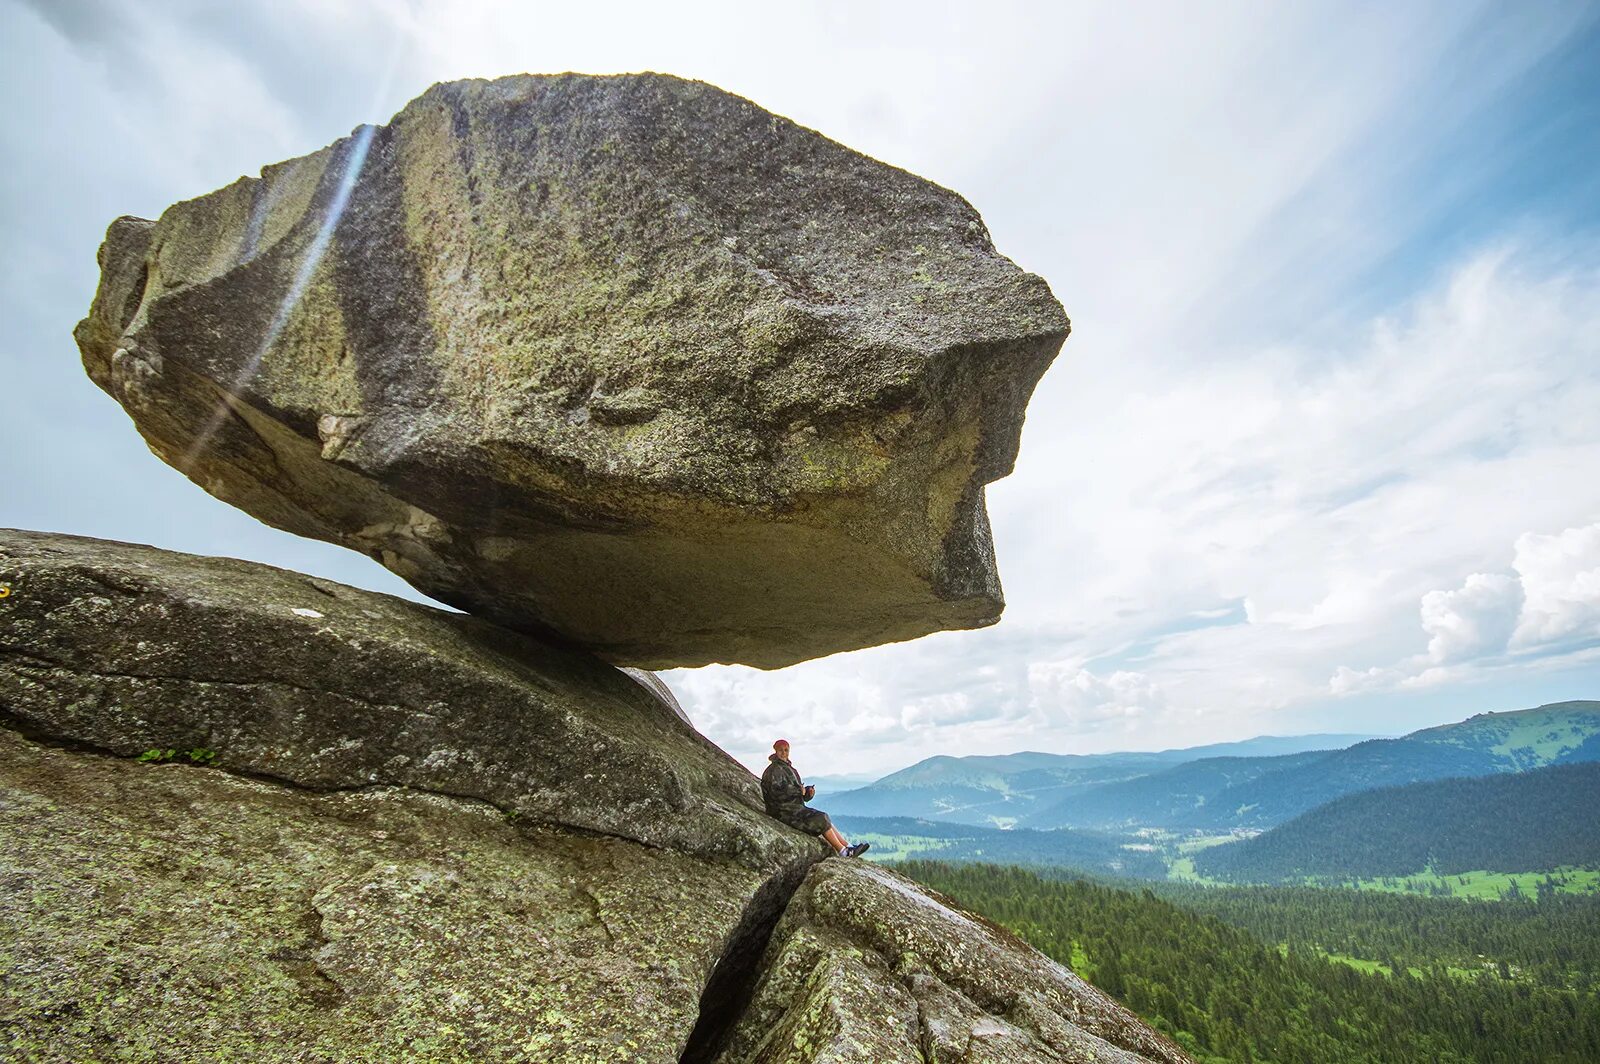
left=136, top=747, right=217, bottom=764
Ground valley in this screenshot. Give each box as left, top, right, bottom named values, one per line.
left=830, top=700, right=1600, bottom=900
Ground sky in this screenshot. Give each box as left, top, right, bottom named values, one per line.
left=3, top=0, right=1598, bottom=777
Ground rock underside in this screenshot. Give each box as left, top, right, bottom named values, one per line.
left=74, top=72, right=1068, bottom=669
left=0, top=530, right=1187, bottom=1063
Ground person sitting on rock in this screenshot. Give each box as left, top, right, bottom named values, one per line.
left=761, top=738, right=869, bottom=858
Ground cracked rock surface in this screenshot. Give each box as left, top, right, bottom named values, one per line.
left=0, top=728, right=757, bottom=1062
left=73, top=72, right=1068, bottom=669
left=715, top=860, right=1190, bottom=1064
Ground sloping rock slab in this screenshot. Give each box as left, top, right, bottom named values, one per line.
left=713, top=861, right=1192, bottom=1064
left=74, top=72, right=1068, bottom=668
left=0, top=528, right=813, bottom=871
left=0, top=729, right=756, bottom=1062
left=0, top=531, right=1186, bottom=1063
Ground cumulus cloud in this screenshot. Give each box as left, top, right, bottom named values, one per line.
left=1330, top=519, right=1600, bottom=694
left=1511, top=523, right=1600, bottom=652
left=686, top=245, right=1600, bottom=772
left=1025, top=663, right=1163, bottom=730
left=1421, top=573, right=1524, bottom=665
left=1329, top=665, right=1401, bottom=696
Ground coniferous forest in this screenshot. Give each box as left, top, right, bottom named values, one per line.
left=900, top=861, right=1600, bottom=1064
left=1194, top=762, right=1600, bottom=882
left=1148, top=882, right=1600, bottom=990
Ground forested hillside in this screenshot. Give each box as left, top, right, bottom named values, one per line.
left=829, top=705, right=1600, bottom=831
left=903, top=861, right=1600, bottom=1064
left=826, top=752, right=1155, bottom=823
left=823, top=703, right=1600, bottom=840
left=1408, top=701, right=1600, bottom=769
left=1196, top=762, right=1600, bottom=883
left=1172, top=737, right=1501, bottom=829
left=1153, top=701, right=1600, bottom=832
left=1147, top=882, right=1600, bottom=990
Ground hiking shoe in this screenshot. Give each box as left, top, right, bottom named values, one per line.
left=845, top=842, right=871, bottom=858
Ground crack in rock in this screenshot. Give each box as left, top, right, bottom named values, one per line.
left=678, top=856, right=820, bottom=1064
left=0, top=716, right=671, bottom=858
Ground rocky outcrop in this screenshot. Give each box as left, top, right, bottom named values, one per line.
left=74, top=72, right=1068, bottom=669
left=0, top=530, right=1187, bottom=1063
left=0, top=528, right=806, bottom=870
left=0, top=729, right=758, bottom=1061
left=712, top=860, right=1190, bottom=1063
left=31, top=69, right=1146, bottom=1064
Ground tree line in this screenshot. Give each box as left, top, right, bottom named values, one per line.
left=900, top=860, right=1600, bottom=1064
left=1146, top=881, right=1600, bottom=991
left=1194, top=762, right=1600, bottom=883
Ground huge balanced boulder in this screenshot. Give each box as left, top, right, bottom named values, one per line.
left=74, top=73, right=1068, bottom=669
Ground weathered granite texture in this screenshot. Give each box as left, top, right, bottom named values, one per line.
left=0, top=530, right=1187, bottom=1063
left=0, top=729, right=758, bottom=1062
left=74, top=72, right=1068, bottom=669
left=712, top=860, right=1191, bottom=1064
left=0, top=528, right=812, bottom=871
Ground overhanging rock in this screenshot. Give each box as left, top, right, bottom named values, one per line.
left=75, top=73, right=1068, bottom=668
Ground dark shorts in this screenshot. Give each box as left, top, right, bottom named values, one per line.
left=777, top=807, right=833, bottom=836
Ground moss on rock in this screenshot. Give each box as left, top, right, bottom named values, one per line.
left=0, top=729, right=755, bottom=1062
left=715, top=861, right=1193, bottom=1063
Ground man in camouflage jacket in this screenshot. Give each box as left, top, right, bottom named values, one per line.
left=761, top=739, right=868, bottom=858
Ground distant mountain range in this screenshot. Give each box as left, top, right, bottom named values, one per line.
left=1018, top=750, right=1337, bottom=830
left=1194, top=761, right=1600, bottom=883
left=826, top=733, right=1378, bottom=826
left=1156, top=700, right=1600, bottom=832
left=827, top=701, right=1600, bottom=833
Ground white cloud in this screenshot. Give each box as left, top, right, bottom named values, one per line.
left=1329, top=665, right=1401, bottom=696
left=1421, top=573, right=1524, bottom=665
left=1026, top=664, right=1162, bottom=729
left=1329, top=519, right=1600, bottom=694
left=680, top=245, right=1600, bottom=772
left=1511, top=523, right=1600, bottom=652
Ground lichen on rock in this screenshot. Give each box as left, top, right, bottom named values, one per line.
left=714, top=860, right=1191, bottom=1063
left=0, top=529, right=1188, bottom=1063
left=0, top=528, right=812, bottom=870
left=10, top=64, right=1199, bottom=1064
left=0, top=729, right=757, bottom=1062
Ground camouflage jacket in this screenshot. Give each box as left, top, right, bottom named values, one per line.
left=761, top=754, right=806, bottom=817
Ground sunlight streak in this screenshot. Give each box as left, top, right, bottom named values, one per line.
left=177, top=24, right=405, bottom=476
left=178, top=121, right=375, bottom=475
